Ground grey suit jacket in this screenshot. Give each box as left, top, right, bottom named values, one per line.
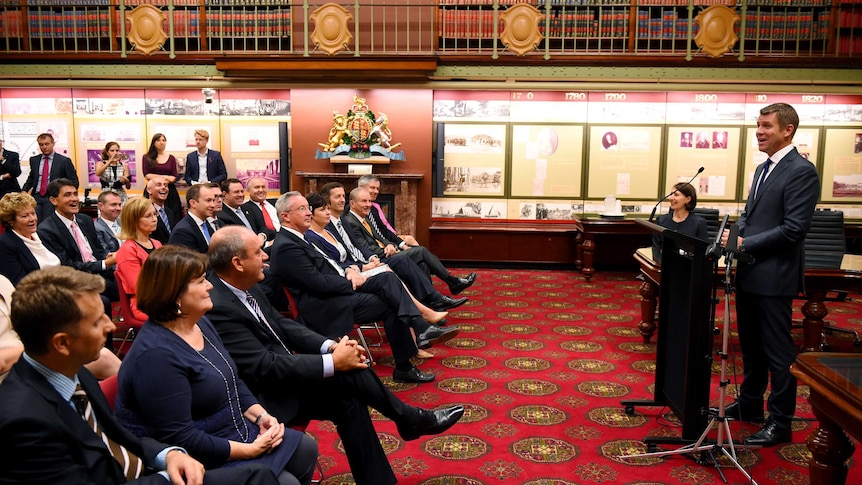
left=93, top=217, right=121, bottom=253
left=735, top=147, right=820, bottom=297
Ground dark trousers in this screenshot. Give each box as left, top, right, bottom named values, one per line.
left=386, top=253, right=441, bottom=302
left=735, top=291, right=797, bottom=426
left=291, top=368, right=418, bottom=485
left=353, top=271, right=421, bottom=366
left=401, top=246, right=452, bottom=282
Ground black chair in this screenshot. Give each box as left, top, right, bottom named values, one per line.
left=692, top=207, right=720, bottom=242
left=800, top=210, right=859, bottom=347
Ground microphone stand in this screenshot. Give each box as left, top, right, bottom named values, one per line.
left=620, top=240, right=759, bottom=485
left=649, top=167, right=704, bottom=222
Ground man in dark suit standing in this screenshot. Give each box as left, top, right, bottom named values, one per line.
left=183, top=129, right=227, bottom=187
left=270, top=191, right=457, bottom=384
left=721, top=103, right=820, bottom=447
left=343, top=187, right=476, bottom=295
left=168, top=183, right=217, bottom=253
left=0, top=137, right=21, bottom=198
left=145, top=176, right=179, bottom=245
left=37, top=179, right=118, bottom=303
left=22, top=133, right=78, bottom=221
left=0, top=266, right=278, bottom=485
left=206, top=226, right=464, bottom=485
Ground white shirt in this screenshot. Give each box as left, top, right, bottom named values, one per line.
left=257, top=199, right=280, bottom=232
left=12, top=230, right=60, bottom=269
left=196, top=151, right=209, bottom=184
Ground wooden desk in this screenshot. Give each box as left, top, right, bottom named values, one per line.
left=634, top=248, right=862, bottom=351
left=578, top=218, right=652, bottom=280
left=790, top=353, right=862, bottom=485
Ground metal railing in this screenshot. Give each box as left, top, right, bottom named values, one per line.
left=0, top=0, right=857, bottom=59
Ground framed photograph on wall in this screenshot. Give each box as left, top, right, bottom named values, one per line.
left=586, top=125, right=663, bottom=200
left=440, top=123, right=507, bottom=197
left=821, top=127, right=862, bottom=202
left=665, top=126, right=741, bottom=201
left=510, top=123, right=584, bottom=198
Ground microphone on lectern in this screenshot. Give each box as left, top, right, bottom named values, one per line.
left=648, top=166, right=705, bottom=222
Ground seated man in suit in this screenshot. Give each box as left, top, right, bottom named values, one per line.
left=168, top=183, right=217, bottom=253
left=343, top=186, right=476, bottom=295
left=270, top=191, right=458, bottom=383
left=145, top=176, right=178, bottom=245
left=319, top=184, right=466, bottom=312
left=356, top=175, right=420, bottom=247
left=242, top=177, right=278, bottom=243
left=0, top=266, right=278, bottom=485
left=218, top=178, right=266, bottom=241
left=37, top=178, right=118, bottom=303
left=94, top=190, right=123, bottom=254
left=183, top=129, right=227, bottom=187
left=206, top=226, right=464, bottom=485
left=21, top=133, right=79, bottom=222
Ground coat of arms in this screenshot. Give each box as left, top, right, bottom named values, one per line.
left=315, top=95, right=405, bottom=161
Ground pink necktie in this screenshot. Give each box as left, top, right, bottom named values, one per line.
left=39, top=155, right=50, bottom=196
left=71, top=221, right=94, bottom=262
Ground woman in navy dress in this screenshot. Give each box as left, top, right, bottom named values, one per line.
left=114, top=245, right=318, bottom=485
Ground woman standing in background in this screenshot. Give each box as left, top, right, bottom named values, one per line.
left=95, top=141, right=131, bottom=202
left=142, top=133, right=183, bottom=217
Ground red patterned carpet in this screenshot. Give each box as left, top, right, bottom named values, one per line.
left=303, top=268, right=862, bottom=485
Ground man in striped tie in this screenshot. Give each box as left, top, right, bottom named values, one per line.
left=0, top=266, right=279, bottom=485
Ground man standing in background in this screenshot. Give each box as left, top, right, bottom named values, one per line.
left=183, top=129, right=227, bottom=187
left=22, top=133, right=78, bottom=221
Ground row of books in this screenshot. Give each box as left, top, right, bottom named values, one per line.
left=542, top=11, right=629, bottom=37
left=24, top=10, right=116, bottom=37
left=836, top=35, right=862, bottom=52
left=0, top=9, right=22, bottom=36
left=743, top=11, right=830, bottom=38
left=206, top=0, right=290, bottom=4
left=436, top=8, right=630, bottom=37
left=838, top=7, right=861, bottom=26
left=206, top=9, right=289, bottom=37
left=637, top=0, right=734, bottom=5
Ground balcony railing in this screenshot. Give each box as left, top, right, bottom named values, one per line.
left=0, top=0, right=858, bottom=60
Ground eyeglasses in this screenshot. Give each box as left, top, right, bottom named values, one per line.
left=288, top=205, right=310, bottom=213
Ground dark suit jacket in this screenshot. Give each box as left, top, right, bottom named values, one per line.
left=341, top=212, right=390, bottom=259
left=183, top=150, right=227, bottom=186
left=0, top=360, right=279, bottom=485
left=0, top=361, right=166, bottom=484
left=168, top=215, right=213, bottom=254
left=22, top=152, right=78, bottom=194
left=149, top=204, right=177, bottom=246
left=242, top=201, right=277, bottom=241
left=0, top=148, right=21, bottom=196
left=325, top=220, right=375, bottom=262
left=217, top=205, right=256, bottom=231
left=205, top=275, right=329, bottom=422
left=366, top=206, right=405, bottom=246
left=0, top=229, right=43, bottom=285
left=269, top=229, right=359, bottom=337
left=93, top=217, right=121, bottom=253
left=736, top=147, right=820, bottom=297
left=38, top=212, right=108, bottom=275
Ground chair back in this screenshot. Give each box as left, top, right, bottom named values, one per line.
left=691, top=208, right=720, bottom=241
left=281, top=286, right=300, bottom=320
left=114, top=271, right=146, bottom=330
left=805, top=209, right=845, bottom=269
left=98, top=374, right=119, bottom=411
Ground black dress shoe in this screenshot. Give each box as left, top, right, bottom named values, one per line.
left=448, top=273, right=477, bottom=295
left=416, top=325, right=460, bottom=349
left=428, top=295, right=468, bottom=311
left=398, top=405, right=465, bottom=441
left=392, top=366, right=436, bottom=384
left=711, top=401, right=765, bottom=423
left=744, top=420, right=791, bottom=447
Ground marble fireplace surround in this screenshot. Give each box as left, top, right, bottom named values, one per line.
left=295, top=172, right=423, bottom=237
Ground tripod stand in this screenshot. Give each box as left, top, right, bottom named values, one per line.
left=620, top=247, right=759, bottom=484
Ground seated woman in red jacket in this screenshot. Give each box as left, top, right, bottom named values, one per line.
left=115, top=197, right=162, bottom=321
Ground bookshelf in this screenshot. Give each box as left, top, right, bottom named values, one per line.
left=0, top=0, right=292, bottom=54
left=435, top=0, right=847, bottom=57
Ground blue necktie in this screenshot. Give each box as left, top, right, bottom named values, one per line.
left=201, top=221, right=211, bottom=243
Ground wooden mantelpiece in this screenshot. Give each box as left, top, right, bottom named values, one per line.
left=295, top=172, right=423, bottom=237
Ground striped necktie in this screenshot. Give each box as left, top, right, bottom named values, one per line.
left=71, top=384, right=143, bottom=481
left=335, top=220, right=367, bottom=263
left=245, top=292, right=291, bottom=354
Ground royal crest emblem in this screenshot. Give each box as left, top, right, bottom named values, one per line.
left=315, top=94, right=405, bottom=161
